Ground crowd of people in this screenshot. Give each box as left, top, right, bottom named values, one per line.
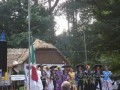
left=27, top=64, right=114, bottom=90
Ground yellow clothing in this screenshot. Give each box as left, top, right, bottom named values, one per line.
left=71, top=85, right=77, bottom=90
left=2, top=68, right=8, bottom=80
left=68, top=72, right=75, bottom=85
left=4, top=72, right=8, bottom=80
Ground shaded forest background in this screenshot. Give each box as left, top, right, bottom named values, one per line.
left=0, top=0, right=120, bottom=74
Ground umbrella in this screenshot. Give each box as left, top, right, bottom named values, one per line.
left=94, top=64, right=102, bottom=69
left=62, top=65, right=71, bottom=68
left=75, top=64, right=85, bottom=68
left=50, top=66, right=57, bottom=69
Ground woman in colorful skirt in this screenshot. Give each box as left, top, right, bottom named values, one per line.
left=68, top=68, right=75, bottom=84
left=84, top=65, right=94, bottom=90
left=94, top=64, right=102, bottom=90
left=68, top=68, right=77, bottom=90
left=62, top=66, right=69, bottom=82
left=45, top=66, right=54, bottom=90
left=51, top=68, right=58, bottom=90
left=102, top=66, right=112, bottom=90
left=75, top=64, right=85, bottom=90
left=56, top=67, right=63, bottom=90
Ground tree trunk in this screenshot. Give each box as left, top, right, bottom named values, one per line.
left=49, top=0, right=60, bottom=13
left=48, top=0, right=51, bottom=9
left=34, top=0, right=38, bottom=5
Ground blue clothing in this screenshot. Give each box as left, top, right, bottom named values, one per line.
left=102, top=71, right=112, bottom=81
left=102, top=71, right=113, bottom=90
left=75, top=74, right=78, bottom=85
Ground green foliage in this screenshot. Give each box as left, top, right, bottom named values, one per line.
left=55, top=0, right=92, bottom=65
left=56, top=0, right=120, bottom=74
left=0, top=0, right=59, bottom=47
left=85, top=1, right=120, bottom=74
left=99, top=51, right=120, bottom=74
left=9, top=32, right=28, bottom=48
left=87, top=0, right=120, bottom=50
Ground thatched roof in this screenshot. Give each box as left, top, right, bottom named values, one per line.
left=34, top=39, right=57, bottom=49
left=7, top=39, right=68, bottom=67
left=7, top=48, right=28, bottom=67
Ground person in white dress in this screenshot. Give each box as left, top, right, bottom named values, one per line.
left=37, top=65, right=43, bottom=90
left=45, top=66, right=54, bottom=90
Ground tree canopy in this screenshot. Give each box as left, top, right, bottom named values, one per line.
left=0, top=0, right=120, bottom=74
left=55, top=0, right=120, bottom=73
left=0, top=0, right=59, bottom=47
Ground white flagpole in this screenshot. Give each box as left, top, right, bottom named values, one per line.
left=28, top=0, right=31, bottom=89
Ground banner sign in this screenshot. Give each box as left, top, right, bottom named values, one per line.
left=11, top=75, right=25, bottom=81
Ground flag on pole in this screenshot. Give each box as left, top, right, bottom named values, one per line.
left=30, top=36, right=38, bottom=82
left=0, top=31, right=6, bottom=41
left=30, top=38, right=35, bottom=64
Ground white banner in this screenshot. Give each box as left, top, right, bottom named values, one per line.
left=11, top=75, right=25, bottom=81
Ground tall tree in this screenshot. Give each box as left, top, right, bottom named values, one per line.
left=0, top=0, right=60, bottom=47
left=56, top=0, right=120, bottom=70
left=87, top=0, right=120, bottom=51
left=87, top=0, right=120, bottom=73
left=55, top=0, right=93, bottom=65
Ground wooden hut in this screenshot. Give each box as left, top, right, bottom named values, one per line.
left=7, top=39, right=68, bottom=67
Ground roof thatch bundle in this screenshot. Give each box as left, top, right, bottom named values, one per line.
left=34, top=39, right=56, bottom=49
